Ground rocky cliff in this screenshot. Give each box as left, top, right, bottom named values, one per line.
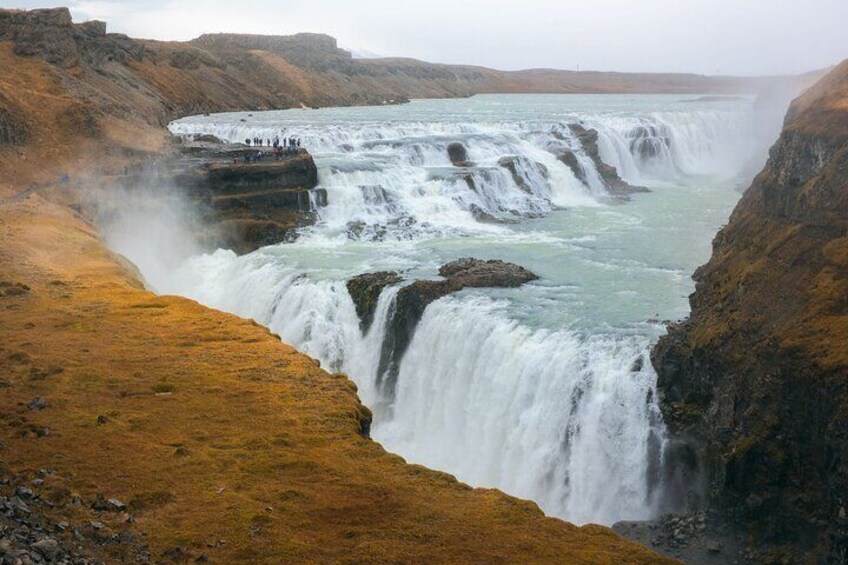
left=176, top=146, right=324, bottom=253
left=652, top=60, right=848, bottom=562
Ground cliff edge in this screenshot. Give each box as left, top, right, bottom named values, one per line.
left=652, top=59, right=848, bottom=562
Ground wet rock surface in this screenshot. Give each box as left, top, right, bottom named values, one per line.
left=497, top=156, right=549, bottom=194
left=557, top=124, right=649, bottom=199
left=346, top=272, right=403, bottom=333
left=447, top=142, right=474, bottom=167
left=615, top=510, right=749, bottom=565
left=374, top=259, right=538, bottom=395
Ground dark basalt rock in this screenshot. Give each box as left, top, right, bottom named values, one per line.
left=447, top=142, right=474, bottom=167
left=164, top=149, right=324, bottom=254
left=557, top=150, right=586, bottom=185
left=0, top=94, right=30, bottom=145
left=629, top=125, right=672, bottom=160
left=0, top=7, right=147, bottom=69
left=376, top=259, right=538, bottom=396
left=346, top=271, right=402, bottom=333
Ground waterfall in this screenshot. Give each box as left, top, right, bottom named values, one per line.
left=170, top=101, right=755, bottom=242
left=381, top=296, right=664, bottom=525
left=145, top=96, right=761, bottom=527
left=160, top=250, right=665, bottom=525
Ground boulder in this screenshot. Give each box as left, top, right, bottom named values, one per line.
left=447, top=142, right=474, bottom=167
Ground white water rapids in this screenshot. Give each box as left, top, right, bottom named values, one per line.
left=109, top=94, right=769, bottom=526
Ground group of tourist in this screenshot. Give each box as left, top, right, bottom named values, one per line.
left=237, top=134, right=303, bottom=163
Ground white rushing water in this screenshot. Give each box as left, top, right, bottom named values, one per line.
left=116, top=94, right=766, bottom=526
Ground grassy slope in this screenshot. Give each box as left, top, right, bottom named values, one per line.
left=0, top=20, right=675, bottom=565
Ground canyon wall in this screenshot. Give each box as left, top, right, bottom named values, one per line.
left=653, top=60, right=848, bottom=562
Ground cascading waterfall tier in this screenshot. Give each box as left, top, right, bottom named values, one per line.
left=170, top=97, right=755, bottom=242
left=146, top=95, right=762, bottom=526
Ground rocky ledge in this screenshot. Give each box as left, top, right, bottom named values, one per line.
left=197, top=154, right=323, bottom=253
left=349, top=259, right=538, bottom=396
left=346, top=272, right=403, bottom=333
left=115, top=139, right=325, bottom=254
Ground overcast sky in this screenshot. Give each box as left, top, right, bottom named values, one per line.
left=6, top=0, right=848, bottom=75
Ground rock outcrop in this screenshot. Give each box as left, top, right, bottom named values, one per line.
left=0, top=7, right=145, bottom=68
left=373, top=259, right=538, bottom=395
left=346, top=271, right=403, bottom=332
left=558, top=124, right=649, bottom=199
left=0, top=98, right=28, bottom=146
left=498, top=156, right=548, bottom=194
left=177, top=147, right=323, bottom=253
left=447, top=142, right=474, bottom=167
left=651, top=60, right=848, bottom=562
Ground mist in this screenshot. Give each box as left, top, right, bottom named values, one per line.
left=93, top=173, right=205, bottom=292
